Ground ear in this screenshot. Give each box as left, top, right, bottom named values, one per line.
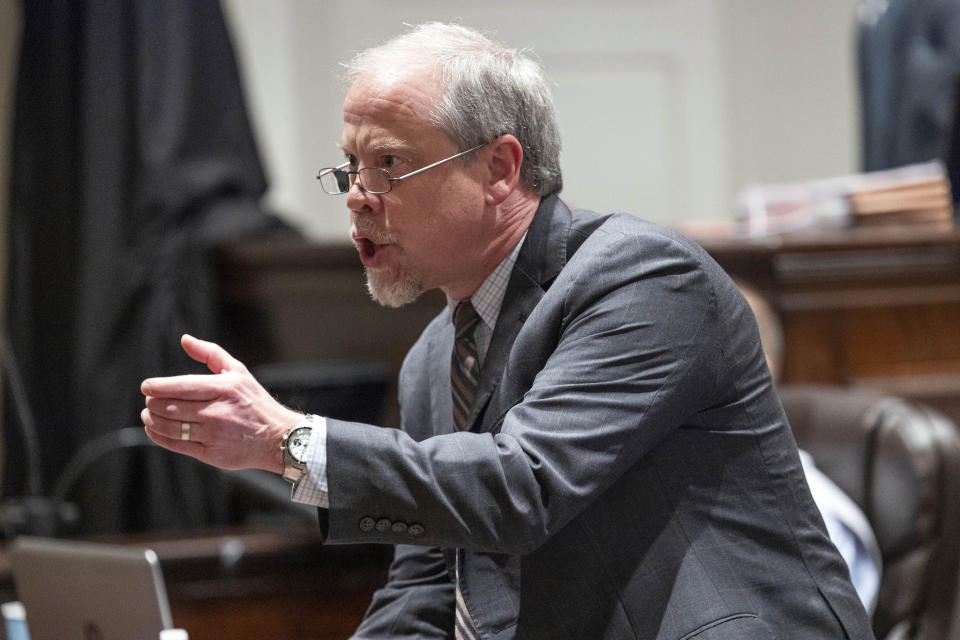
left=484, top=135, right=524, bottom=205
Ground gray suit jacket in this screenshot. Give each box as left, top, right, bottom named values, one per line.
left=324, top=196, right=874, bottom=639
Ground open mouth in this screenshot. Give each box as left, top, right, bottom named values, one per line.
left=352, top=232, right=392, bottom=266
left=351, top=221, right=395, bottom=266
left=358, top=237, right=377, bottom=259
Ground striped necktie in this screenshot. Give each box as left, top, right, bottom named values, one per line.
left=451, top=301, right=481, bottom=639
left=451, top=300, right=481, bottom=432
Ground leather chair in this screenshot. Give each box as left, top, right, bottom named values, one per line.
left=779, top=384, right=960, bottom=639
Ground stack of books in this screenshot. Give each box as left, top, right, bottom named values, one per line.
left=733, top=161, right=954, bottom=237
left=847, top=163, right=953, bottom=227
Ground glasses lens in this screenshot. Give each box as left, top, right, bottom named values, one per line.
left=319, top=169, right=350, bottom=195
left=358, top=168, right=391, bottom=194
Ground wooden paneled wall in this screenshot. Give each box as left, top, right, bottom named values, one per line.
left=696, top=224, right=960, bottom=423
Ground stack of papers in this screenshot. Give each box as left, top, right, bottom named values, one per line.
left=734, top=161, right=954, bottom=237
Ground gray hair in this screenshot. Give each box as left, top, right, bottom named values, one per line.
left=343, top=23, right=563, bottom=197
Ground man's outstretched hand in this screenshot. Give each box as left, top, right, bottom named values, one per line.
left=141, top=334, right=302, bottom=473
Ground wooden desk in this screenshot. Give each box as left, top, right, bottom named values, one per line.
left=694, top=224, right=960, bottom=422
left=160, top=530, right=388, bottom=639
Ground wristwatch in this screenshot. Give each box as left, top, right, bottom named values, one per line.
left=281, top=416, right=314, bottom=484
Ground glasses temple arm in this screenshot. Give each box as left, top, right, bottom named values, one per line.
left=390, top=144, right=485, bottom=183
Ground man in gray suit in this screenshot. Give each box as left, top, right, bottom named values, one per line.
left=141, top=22, right=874, bottom=639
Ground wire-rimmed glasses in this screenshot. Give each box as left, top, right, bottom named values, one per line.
left=316, top=143, right=486, bottom=195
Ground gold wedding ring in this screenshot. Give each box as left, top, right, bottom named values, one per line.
left=180, top=422, right=191, bottom=441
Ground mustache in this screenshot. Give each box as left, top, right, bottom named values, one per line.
left=351, top=217, right=397, bottom=245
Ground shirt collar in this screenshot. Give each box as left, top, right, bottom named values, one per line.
left=448, top=232, right=527, bottom=331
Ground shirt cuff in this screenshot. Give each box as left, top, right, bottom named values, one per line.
left=290, top=414, right=329, bottom=508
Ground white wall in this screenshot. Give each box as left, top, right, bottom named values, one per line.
left=724, top=0, right=862, bottom=190
left=222, top=1, right=864, bottom=241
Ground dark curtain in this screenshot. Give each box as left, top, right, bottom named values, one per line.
left=5, top=0, right=285, bottom=533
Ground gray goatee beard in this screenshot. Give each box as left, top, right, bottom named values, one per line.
left=364, top=266, right=423, bottom=308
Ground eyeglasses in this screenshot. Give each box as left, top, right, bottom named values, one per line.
left=316, top=143, right=485, bottom=195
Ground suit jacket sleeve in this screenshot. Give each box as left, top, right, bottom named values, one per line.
left=324, top=220, right=727, bottom=555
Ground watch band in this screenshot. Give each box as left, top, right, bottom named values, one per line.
left=281, top=415, right=316, bottom=484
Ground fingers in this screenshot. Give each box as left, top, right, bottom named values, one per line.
left=142, top=396, right=209, bottom=423
left=143, top=419, right=206, bottom=459
left=140, top=409, right=186, bottom=442
left=140, top=335, right=244, bottom=399
left=180, top=334, right=245, bottom=375
left=141, top=374, right=224, bottom=401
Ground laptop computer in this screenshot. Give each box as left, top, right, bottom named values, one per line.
left=8, top=536, right=174, bottom=640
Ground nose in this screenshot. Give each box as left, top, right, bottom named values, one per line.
left=346, top=175, right=378, bottom=214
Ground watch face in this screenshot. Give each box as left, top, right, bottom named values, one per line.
left=287, top=427, right=311, bottom=462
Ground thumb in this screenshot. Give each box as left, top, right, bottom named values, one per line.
left=180, top=334, right=245, bottom=374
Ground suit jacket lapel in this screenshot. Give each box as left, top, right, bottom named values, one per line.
left=465, top=195, right=573, bottom=432
left=428, top=313, right=456, bottom=434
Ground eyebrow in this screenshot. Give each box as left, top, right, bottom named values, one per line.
left=338, top=135, right=416, bottom=157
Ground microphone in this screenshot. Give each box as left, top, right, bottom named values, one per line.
left=0, top=327, right=71, bottom=538
left=0, top=326, right=44, bottom=498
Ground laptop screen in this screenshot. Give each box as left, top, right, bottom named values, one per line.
left=9, top=536, right=174, bottom=640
